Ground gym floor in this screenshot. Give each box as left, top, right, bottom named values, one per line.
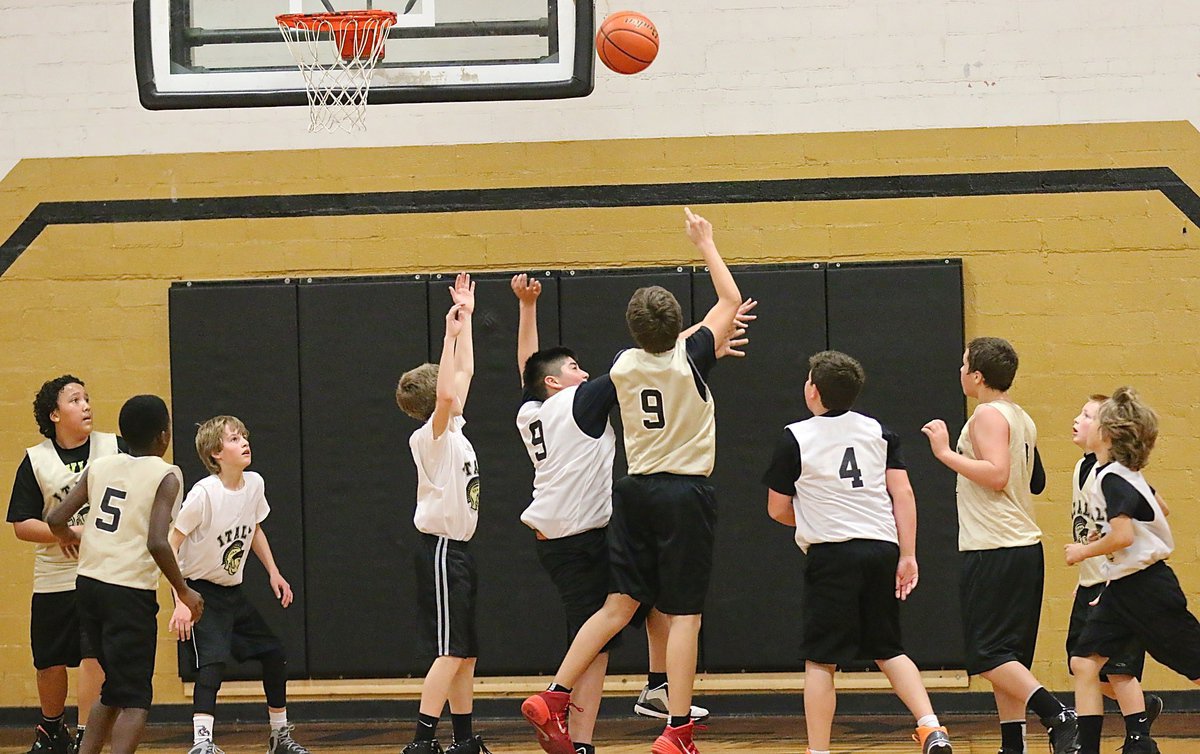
left=3, top=714, right=1198, bottom=753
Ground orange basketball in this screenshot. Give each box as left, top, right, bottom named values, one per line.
left=596, top=11, right=659, bottom=75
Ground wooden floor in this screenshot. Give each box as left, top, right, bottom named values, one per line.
left=4, top=715, right=1199, bottom=753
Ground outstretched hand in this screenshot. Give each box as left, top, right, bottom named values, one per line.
left=445, top=303, right=467, bottom=337
left=510, top=273, right=542, bottom=304
left=684, top=207, right=714, bottom=247
left=450, top=272, right=475, bottom=313
left=716, top=297, right=758, bottom=358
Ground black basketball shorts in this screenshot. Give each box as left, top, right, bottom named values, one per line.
left=30, top=589, right=96, bottom=670
left=178, top=579, right=283, bottom=671
left=801, top=539, right=906, bottom=666
left=607, top=473, right=717, bottom=616
left=536, top=527, right=625, bottom=653
left=415, top=534, right=479, bottom=659
left=1073, top=561, right=1200, bottom=682
left=1066, top=582, right=1146, bottom=680
left=75, top=575, right=158, bottom=710
left=960, top=543, right=1044, bottom=676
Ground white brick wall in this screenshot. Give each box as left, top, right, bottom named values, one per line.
left=1, top=0, right=1199, bottom=177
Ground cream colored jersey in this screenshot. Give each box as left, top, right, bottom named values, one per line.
left=1070, top=454, right=1107, bottom=587
left=175, top=472, right=270, bottom=586
left=609, top=328, right=717, bottom=477
left=76, top=454, right=183, bottom=590
left=955, top=400, right=1041, bottom=551
left=25, top=432, right=120, bottom=593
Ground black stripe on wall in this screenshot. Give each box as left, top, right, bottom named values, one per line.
left=2, top=167, right=1197, bottom=278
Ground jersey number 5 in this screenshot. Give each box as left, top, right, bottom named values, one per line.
left=839, top=448, right=864, bottom=488
left=94, top=487, right=126, bottom=532
left=641, top=389, right=665, bottom=429
left=528, top=419, right=547, bottom=461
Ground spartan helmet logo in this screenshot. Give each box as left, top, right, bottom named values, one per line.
left=466, top=477, right=480, bottom=511
left=1072, top=514, right=1091, bottom=545
left=222, top=540, right=245, bottom=576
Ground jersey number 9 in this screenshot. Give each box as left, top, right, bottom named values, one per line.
left=528, top=420, right=547, bottom=461
left=640, top=389, right=665, bottom=429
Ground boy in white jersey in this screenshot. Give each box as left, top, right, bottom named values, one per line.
left=396, top=273, right=489, bottom=754
left=47, top=395, right=204, bottom=754
left=922, top=337, right=1077, bottom=754
left=762, top=351, right=951, bottom=754
left=1065, top=395, right=1162, bottom=754
left=512, top=276, right=744, bottom=752
left=523, top=208, right=742, bottom=754
left=7, top=375, right=120, bottom=754
left=1067, top=387, right=1200, bottom=754
left=166, top=415, right=308, bottom=754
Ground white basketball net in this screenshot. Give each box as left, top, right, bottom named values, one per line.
left=277, top=12, right=397, bottom=133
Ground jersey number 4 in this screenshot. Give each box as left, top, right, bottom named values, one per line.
left=528, top=420, right=547, bottom=461
left=839, top=448, right=864, bottom=488
left=94, top=487, right=126, bottom=532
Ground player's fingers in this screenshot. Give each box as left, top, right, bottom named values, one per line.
left=684, top=207, right=695, bottom=220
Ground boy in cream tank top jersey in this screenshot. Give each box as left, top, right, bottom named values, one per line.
left=1067, top=388, right=1200, bottom=754
left=6, top=376, right=123, bottom=754
left=47, top=395, right=203, bottom=754
left=512, top=277, right=739, bottom=753
left=1064, top=395, right=1161, bottom=753
left=167, top=416, right=309, bottom=754
left=523, top=209, right=743, bottom=754
left=923, top=338, right=1079, bottom=754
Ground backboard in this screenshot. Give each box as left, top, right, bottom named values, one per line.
left=133, top=0, right=593, bottom=109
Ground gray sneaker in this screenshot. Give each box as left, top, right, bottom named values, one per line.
left=267, top=725, right=311, bottom=754
left=187, top=742, right=224, bottom=754
left=632, top=684, right=710, bottom=723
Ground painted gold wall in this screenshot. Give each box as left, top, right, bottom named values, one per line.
left=1, top=122, right=1198, bottom=708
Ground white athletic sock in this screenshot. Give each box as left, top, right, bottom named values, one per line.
left=193, top=714, right=215, bottom=744
left=269, top=709, right=288, bottom=731
left=808, top=749, right=831, bottom=754
left=917, top=713, right=941, bottom=729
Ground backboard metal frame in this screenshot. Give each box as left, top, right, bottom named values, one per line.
left=134, top=0, right=594, bottom=110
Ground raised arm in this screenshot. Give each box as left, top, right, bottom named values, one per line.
left=449, top=272, right=476, bottom=409
left=685, top=208, right=742, bottom=353
left=147, top=474, right=203, bottom=622
left=431, top=302, right=467, bottom=439
left=511, top=273, right=542, bottom=377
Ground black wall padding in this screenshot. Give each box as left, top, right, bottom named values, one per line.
left=826, top=260, right=966, bottom=667
left=422, top=273, right=566, bottom=674
left=168, top=283, right=308, bottom=679
left=296, top=279, right=429, bottom=678
left=557, top=269, right=692, bottom=674
left=693, top=266, right=829, bottom=672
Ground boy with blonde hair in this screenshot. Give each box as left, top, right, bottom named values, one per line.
left=523, top=209, right=742, bottom=754
left=765, top=350, right=951, bottom=754
left=1068, top=387, right=1200, bottom=754
left=923, top=337, right=1076, bottom=754
left=1065, top=394, right=1162, bottom=754
left=47, top=395, right=203, bottom=754
left=397, top=273, right=489, bottom=754
left=168, top=415, right=306, bottom=754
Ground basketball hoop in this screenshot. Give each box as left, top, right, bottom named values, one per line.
left=276, top=10, right=398, bottom=133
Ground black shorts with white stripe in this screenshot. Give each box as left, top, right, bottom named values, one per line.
left=415, top=533, right=479, bottom=659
